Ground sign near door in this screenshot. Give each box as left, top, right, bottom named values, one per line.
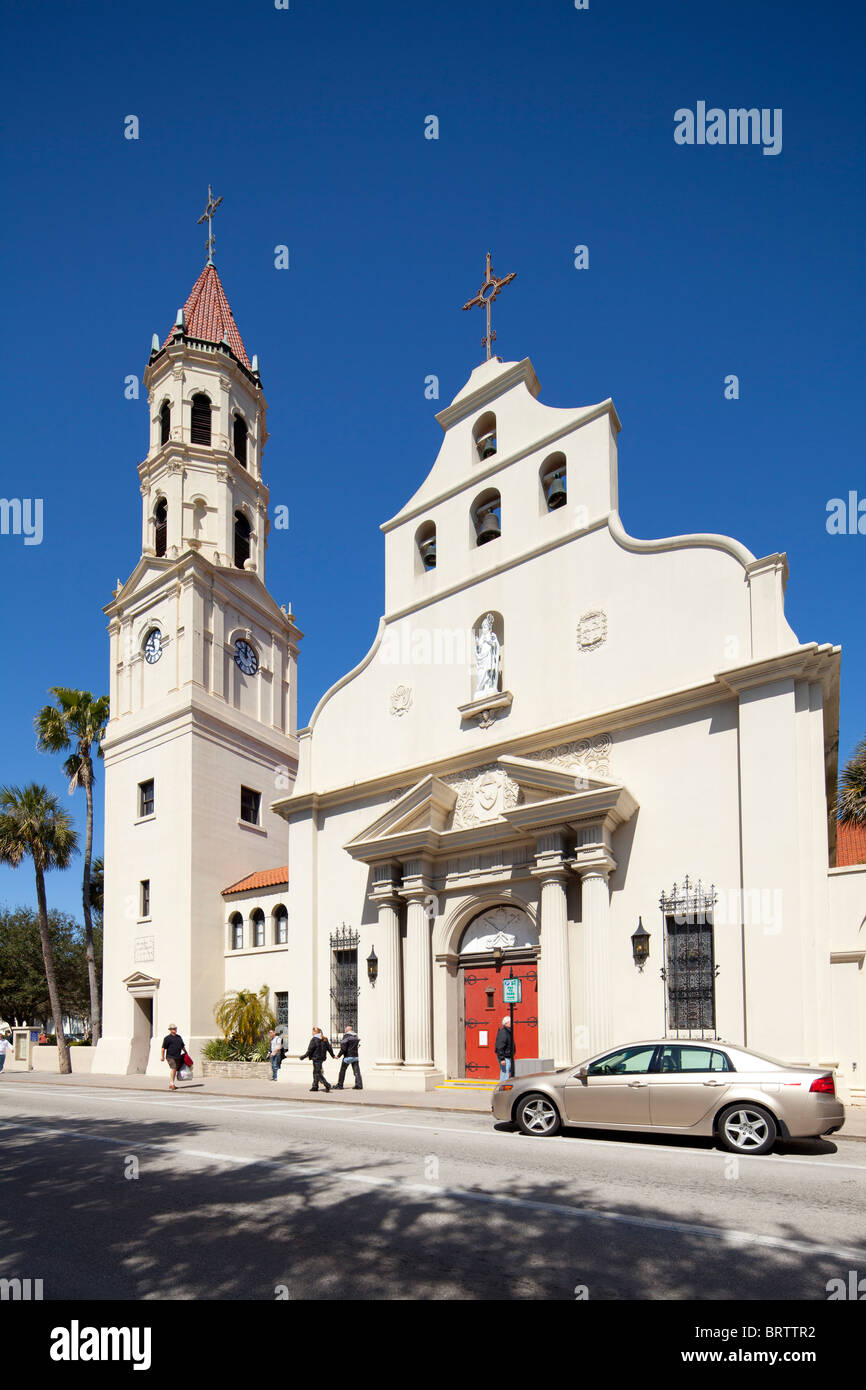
left=503, top=977, right=522, bottom=1004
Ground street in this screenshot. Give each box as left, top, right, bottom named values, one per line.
left=2, top=1079, right=865, bottom=1301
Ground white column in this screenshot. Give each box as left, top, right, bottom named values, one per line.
left=578, top=853, right=616, bottom=1057
left=403, top=891, right=434, bottom=1068
left=370, top=867, right=403, bottom=1067
left=532, top=831, right=573, bottom=1069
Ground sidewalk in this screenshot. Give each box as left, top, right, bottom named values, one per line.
left=5, top=1068, right=866, bottom=1137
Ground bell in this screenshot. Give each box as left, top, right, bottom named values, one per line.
left=546, top=474, right=567, bottom=509
left=420, top=538, right=437, bottom=570
left=478, top=432, right=497, bottom=460
left=477, top=510, right=501, bottom=545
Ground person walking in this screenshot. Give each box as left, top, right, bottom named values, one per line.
left=268, top=1027, right=283, bottom=1081
left=495, top=1015, right=515, bottom=1082
left=160, top=1024, right=187, bottom=1090
left=0, top=1033, right=13, bottom=1073
left=301, top=1026, right=334, bottom=1091
left=333, top=1025, right=363, bottom=1090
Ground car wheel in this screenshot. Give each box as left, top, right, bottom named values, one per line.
left=718, top=1104, right=777, bottom=1156
left=516, top=1093, right=562, bottom=1137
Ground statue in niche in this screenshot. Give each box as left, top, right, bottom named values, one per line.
left=474, top=613, right=501, bottom=697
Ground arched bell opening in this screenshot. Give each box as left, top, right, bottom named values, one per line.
left=234, top=510, right=252, bottom=569
left=153, top=497, right=168, bottom=558
left=190, top=393, right=212, bottom=446
left=159, top=400, right=171, bottom=447
left=415, top=519, right=437, bottom=573
left=473, top=410, right=497, bottom=462
left=471, top=488, right=501, bottom=547
left=233, top=413, right=248, bottom=469
left=540, top=452, right=567, bottom=512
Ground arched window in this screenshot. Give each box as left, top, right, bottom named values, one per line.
left=251, top=909, right=265, bottom=948
left=274, top=905, right=288, bottom=945
left=471, top=488, right=501, bottom=546
left=190, top=393, right=212, bottom=446
left=473, top=411, right=497, bottom=461
left=159, top=401, right=171, bottom=446
left=154, top=498, right=167, bottom=557
left=233, top=414, right=248, bottom=468
left=230, top=913, right=243, bottom=951
left=415, top=519, right=437, bottom=572
left=234, top=511, right=252, bottom=569
left=540, top=452, right=567, bottom=511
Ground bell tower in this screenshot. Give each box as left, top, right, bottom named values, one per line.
left=94, top=201, right=301, bottom=1075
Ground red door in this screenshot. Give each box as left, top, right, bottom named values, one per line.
left=463, top=965, right=538, bottom=1078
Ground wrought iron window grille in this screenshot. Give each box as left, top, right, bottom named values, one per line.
left=330, top=924, right=360, bottom=1039
left=659, top=877, right=719, bottom=1038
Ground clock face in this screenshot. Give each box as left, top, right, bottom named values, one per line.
left=144, top=629, right=163, bottom=664
left=234, top=639, right=259, bottom=675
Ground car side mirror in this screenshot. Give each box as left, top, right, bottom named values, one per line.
left=576, top=1066, right=588, bottom=1082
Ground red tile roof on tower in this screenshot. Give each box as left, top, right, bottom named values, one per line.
left=162, top=263, right=251, bottom=368
left=222, top=866, right=289, bottom=897
left=837, top=822, right=866, bottom=866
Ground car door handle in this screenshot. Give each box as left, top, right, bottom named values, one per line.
left=627, top=1081, right=646, bottom=1087
left=702, top=1080, right=724, bottom=1086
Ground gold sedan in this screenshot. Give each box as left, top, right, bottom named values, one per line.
left=491, top=1040, right=845, bottom=1155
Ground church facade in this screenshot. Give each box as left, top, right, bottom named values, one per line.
left=94, top=254, right=866, bottom=1104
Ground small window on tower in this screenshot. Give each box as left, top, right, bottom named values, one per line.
left=154, top=499, right=167, bottom=557
left=234, top=511, right=252, bottom=569
left=160, top=401, right=171, bottom=446
left=240, top=786, right=261, bottom=825
left=140, top=879, right=151, bottom=918
left=139, top=780, right=155, bottom=818
left=233, top=414, right=248, bottom=469
left=190, top=393, right=212, bottom=446
left=251, top=909, right=265, bottom=948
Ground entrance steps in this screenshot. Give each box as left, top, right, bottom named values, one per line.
left=435, top=1078, right=499, bottom=1092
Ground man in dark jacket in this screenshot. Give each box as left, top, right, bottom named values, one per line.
left=333, top=1025, right=362, bottom=1090
left=494, top=1015, right=515, bottom=1082
left=301, top=1027, right=334, bottom=1091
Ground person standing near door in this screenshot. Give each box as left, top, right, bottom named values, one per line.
left=334, top=1025, right=363, bottom=1090
left=495, top=1015, right=515, bottom=1081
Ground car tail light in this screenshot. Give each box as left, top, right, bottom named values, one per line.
left=809, top=1074, right=835, bottom=1095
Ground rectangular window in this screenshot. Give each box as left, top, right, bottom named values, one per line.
left=240, top=786, right=261, bottom=825
left=664, top=917, right=716, bottom=1032
left=139, top=779, right=154, bottom=817
left=275, top=992, right=288, bottom=1029
left=140, top=879, right=150, bottom=918
left=329, top=926, right=360, bottom=1039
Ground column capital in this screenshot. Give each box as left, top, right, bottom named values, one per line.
left=572, top=846, right=617, bottom=879
left=530, top=861, right=571, bottom=886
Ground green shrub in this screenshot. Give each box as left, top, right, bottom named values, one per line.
left=202, top=1036, right=269, bottom=1062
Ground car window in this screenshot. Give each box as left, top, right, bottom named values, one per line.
left=710, top=1050, right=733, bottom=1072
left=588, top=1045, right=657, bottom=1076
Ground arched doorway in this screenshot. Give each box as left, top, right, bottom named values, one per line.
left=459, top=906, right=539, bottom=1079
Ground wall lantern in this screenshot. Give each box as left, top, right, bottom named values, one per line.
left=631, top=917, right=650, bottom=971
left=366, top=946, right=378, bottom=986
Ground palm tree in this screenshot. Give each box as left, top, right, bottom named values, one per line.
left=0, top=784, right=79, bottom=1073
left=214, top=986, right=275, bottom=1049
left=838, top=734, right=866, bottom=828
left=35, top=689, right=109, bottom=1041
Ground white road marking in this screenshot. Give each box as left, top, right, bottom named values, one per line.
left=4, top=1117, right=865, bottom=1264
left=2, top=1085, right=865, bottom=1171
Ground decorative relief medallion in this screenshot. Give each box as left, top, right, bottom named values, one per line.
left=577, top=609, right=608, bottom=651
left=390, top=685, right=413, bottom=717
left=535, top=733, right=612, bottom=779
left=445, top=764, right=521, bottom=829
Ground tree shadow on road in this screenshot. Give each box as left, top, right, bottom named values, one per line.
left=0, top=1111, right=859, bottom=1301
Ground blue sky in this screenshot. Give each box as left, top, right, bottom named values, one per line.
left=1, top=0, right=863, bottom=918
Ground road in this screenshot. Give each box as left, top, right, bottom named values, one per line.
left=2, top=1080, right=865, bottom=1301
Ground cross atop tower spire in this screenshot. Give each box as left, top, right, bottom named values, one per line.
left=461, top=252, right=516, bottom=362
left=197, top=184, right=224, bottom=266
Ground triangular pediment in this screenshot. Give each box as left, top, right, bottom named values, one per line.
left=345, top=775, right=458, bottom=850
left=122, top=970, right=160, bottom=991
